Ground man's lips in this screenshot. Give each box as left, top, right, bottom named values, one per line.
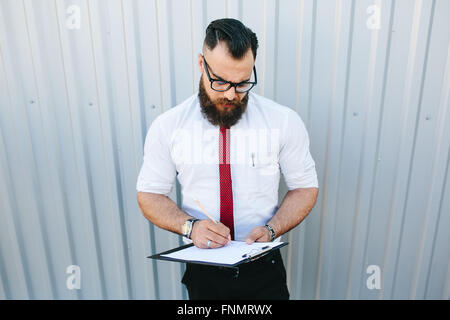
left=215, top=102, right=237, bottom=110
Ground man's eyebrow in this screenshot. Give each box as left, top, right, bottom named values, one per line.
left=210, top=69, right=251, bottom=83
left=209, top=69, right=226, bottom=81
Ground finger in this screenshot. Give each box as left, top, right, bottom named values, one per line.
left=245, top=227, right=264, bottom=244
left=206, top=221, right=231, bottom=243
left=193, top=237, right=221, bottom=249
left=205, top=229, right=229, bottom=246
left=206, top=238, right=226, bottom=249
left=207, top=221, right=230, bottom=237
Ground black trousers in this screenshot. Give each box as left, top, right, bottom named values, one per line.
left=181, top=249, right=289, bottom=300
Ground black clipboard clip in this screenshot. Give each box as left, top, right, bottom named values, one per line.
left=241, top=245, right=273, bottom=262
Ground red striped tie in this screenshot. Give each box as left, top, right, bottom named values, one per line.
left=219, top=126, right=234, bottom=240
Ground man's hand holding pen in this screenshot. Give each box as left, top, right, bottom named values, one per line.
left=190, top=220, right=231, bottom=249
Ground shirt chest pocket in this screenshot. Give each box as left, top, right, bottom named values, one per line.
left=243, top=152, right=280, bottom=195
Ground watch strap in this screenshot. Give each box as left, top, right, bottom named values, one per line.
left=187, top=218, right=199, bottom=239
left=264, top=224, right=276, bottom=242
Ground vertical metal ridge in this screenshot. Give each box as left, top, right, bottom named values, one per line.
left=64, top=0, right=107, bottom=300
left=189, top=0, right=196, bottom=94
left=89, top=0, right=133, bottom=299
left=238, top=0, right=243, bottom=21
left=0, top=3, right=31, bottom=299
left=0, top=124, right=34, bottom=298
left=51, top=0, right=81, bottom=300
left=379, top=0, right=422, bottom=300
left=154, top=0, right=164, bottom=113
left=83, top=154, right=108, bottom=299
left=316, top=0, right=355, bottom=300
left=293, top=0, right=305, bottom=114
left=346, top=0, right=381, bottom=299
left=119, top=0, right=139, bottom=173
left=0, top=23, right=12, bottom=299
left=202, top=0, right=207, bottom=30
left=225, top=0, right=229, bottom=18
left=390, top=0, right=435, bottom=299
left=306, top=0, right=317, bottom=127
left=409, top=0, right=439, bottom=299
left=424, top=144, right=450, bottom=299
left=107, top=2, right=133, bottom=298
left=110, top=137, right=134, bottom=299
left=86, top=0, right=111, bottom=299
left=75, top=81, right=107, bottom=299
left=0, top=129, right=30, bottom=299
left=259, top=0, right=267, bottom=96
left=272, top=0, right=279, bottom=101
left=379, top=0, right=423, bottom=300
left=54, top=0, right=105, bottom=299
left=443, top=257, right=450, bottom=299
left=22, top=0, right=57, bottom=299
left=120, top=0, right=158, bottom=299
left=166, top=0, right=176, bottom=107
left=423, top=45, right=450, bottom=299
left=357, top=0, right=396, bottom=299
left=129, top=0, right=149, bottom=145
left=414, top=42, right=450, bottom=299
left=315, top=0, right=344, bottom=300
left=0, top=237, right=9, bottom=299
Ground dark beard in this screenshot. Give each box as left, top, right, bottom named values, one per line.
left=198, top=76, right=249, bottom=128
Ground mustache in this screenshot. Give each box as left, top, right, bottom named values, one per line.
left=212, top=97, right=241, bottom=106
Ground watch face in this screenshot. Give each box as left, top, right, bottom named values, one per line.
left=181, top=221, right=190, bottom=236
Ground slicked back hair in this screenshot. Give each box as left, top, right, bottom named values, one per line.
left=203, top=18, right=258, bottom=60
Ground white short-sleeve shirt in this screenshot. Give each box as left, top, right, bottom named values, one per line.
left=136, top=92, right=318, bottom=241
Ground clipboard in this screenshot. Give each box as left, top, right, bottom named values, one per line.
left=148, top=241, right=288, bottom=268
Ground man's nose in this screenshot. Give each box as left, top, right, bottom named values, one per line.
left=223, top=87, right=237, bottom=101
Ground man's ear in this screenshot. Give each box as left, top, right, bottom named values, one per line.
left=198, top=53, right=204, bottom=74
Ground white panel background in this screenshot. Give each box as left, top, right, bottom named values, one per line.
left=0, top=0, right=449, bottom=300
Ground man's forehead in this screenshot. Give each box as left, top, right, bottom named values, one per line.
left=203, top=41, right=254, bottom=63
left=203, top=43, right=254, bottom=82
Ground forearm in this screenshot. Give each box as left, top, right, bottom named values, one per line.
left=268, top=187, right=318, bottom=237
left=137, top=191, right=191, bottom=235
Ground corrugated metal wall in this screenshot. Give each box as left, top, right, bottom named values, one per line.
left=0, top=0, right=449, bottom=300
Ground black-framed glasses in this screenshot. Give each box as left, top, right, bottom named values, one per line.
left=202, top=55, right=257, bottom=93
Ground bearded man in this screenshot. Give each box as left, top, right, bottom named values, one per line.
left=137, top=18, right=319, bottom=300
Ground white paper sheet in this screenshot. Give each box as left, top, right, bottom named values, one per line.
left=161, top=241, right=284, bottom=266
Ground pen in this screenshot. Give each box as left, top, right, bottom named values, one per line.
left=193, top=198, right=232, bottom=243
left=193, top=198, right=218, bottom=223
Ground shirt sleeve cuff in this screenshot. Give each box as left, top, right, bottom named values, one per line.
left=136, top=182, right=174, bottom=196
left=284, top=173, right=319, bottom=190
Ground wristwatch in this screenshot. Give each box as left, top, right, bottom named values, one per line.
left=181, top=218, right=199, bottom=239
left=264, top=224, right=276, bottom=242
